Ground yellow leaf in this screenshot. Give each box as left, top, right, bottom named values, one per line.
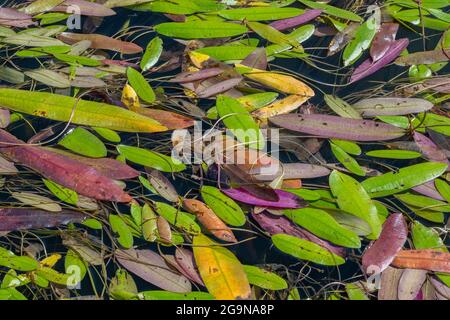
left=193, top=234, right=251, bottom=300
left=188, top=51, right=210, bottom=68
left=236, top=64, right=315, bottom=96
left=40, top=254, right=62, bottom=268
left=252, top=94, right=310, bottom=120
left=121, top=84, right=140, bottom=110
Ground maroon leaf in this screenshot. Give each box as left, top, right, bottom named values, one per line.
left=195, top=77, right=243, bottom=98
left=0, top=129, right=132, bottom=202
left=350, top=38, right=409, bottom=83
left=362, top=213, right=408, bottom=275
left=0, top=208, right=87, bottom=231
left=370, top=23, right=399, bottom=62
left=223, top=187, right=306, bottom=209
left=269, top=9, right=322, bottom=31
left=252, top=211, right=345, bottom=257
left=240, top=185, right=279, bottom=202
left=116, top=248, right=192, bottom=293
left=270, top=114, right=405, bottom=141
left=427, top=129, right=450, bottom=153
left=169, top=68, right=224, bottom=83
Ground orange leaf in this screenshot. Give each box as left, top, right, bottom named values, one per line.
left=391, top=250, right=450, bottom=273
left=183, top=199, right=236, bottom=243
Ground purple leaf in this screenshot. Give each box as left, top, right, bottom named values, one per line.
left=169, top=68, right=224, bottom=83
left=0, top=19, right=36, bottom=28
left=116, top=248, right=192, bottom=293
left=412, top=181, right=445, bottom=201
left=53, top=0, right=116, bottom=17
left=350, top=38, right=409, bottom=83
left=252, top=211, right=345, bottom=257
left=174, top=248, right=204, bottom=286
left=0, top=208, right=87, bottom=231
left=269, top=9, right=322, bottom=31
left=240, top=185, right=279, bottom=202
left=195, top=77, right=243, bottom=98
left=270, top=114, right=405, bottom=141
left=427, top=129, right=450, bottom=153
left=413, top=132, right=449, bottom=168
left=0, top=8, right=31, bottom=20
left=241, top=48, right=267, bottom=70
left=370, top=23, right=399, bottom=62
left=223, top=187, right=306, bottom=209
left=430, top=277, right=450, bottom=300
left=362, top=213, right=408, bottom=275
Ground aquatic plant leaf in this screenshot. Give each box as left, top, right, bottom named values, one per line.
left=361, top=162, right=448, bottom=198
left=109, top=214, right=134, bottom=249
left=57, top=32, right=142, bottom=54
left=252, top=95, right=310, bottom=120
left=0, top=89, right=166, bottom=132
left=247, top=21, right=294, bottom=45
left=435, top=179, right=450, bottom=203
left=154, top=21, right=248, bottom=39
left=183, top=199, right=236, bottom=243
left=92, top=127, right=121, bottom=143
left=25, top=69, right=70, bottom=88
left=11, top=192, right=62, bottom=212
left=126, top=67, right=155, bottom=103
left=297, top=0, right=362, bottom=22
left=414, top=132, right=449, bottom=165
left=343, top=14, right=378, bottom=66
left=134, top=108, right=194, bottom=130
left=284, top=208, right=361, bottom=248
left=366, top=150, right=422, bottom=159
left=193, top=234, right=251, bottom=300
left=271, top=234, right=345, bottom=266
left=222, top=187, right=305, bottom=209
left=329, top=170, right=381, bottom=238
left=350, top=38, right=409, bottom=83
left=147, top=169, right=178, bottom=202
left=352, top=97, right=434, bottom=116
left=43, top=179, right=78, bottom=205
left=345, top=282, right=369, bottom=300
left=269, top=9, right=322, bottom=31
left=0, top=248, right=39, bottom=272
left=201, top=186, right=246, bottom=227
left=395, top=193, right=450, bottom=212
left=242, top=265, right=287, bottom=290
left=271, top=113, right=404, bottom=141
left=23, top=0, right=65, bottom=15
left=116, top=248, right=192, bottom=293
left=0, top=130, right=132, bottom=202
left=154, top=202, right=200, bottom=234
left=219, top=7, right=303, bottom=21
left=324, top=94, right=361, bottom=119
left=52, top=0, right=116, bottom=16
left=196, top=78, right=243, bottom=98
left=139, top=291, right=213, bottom=300
left=216, top=95, right=264, bottom=150
left=392, top=250, right=450, bottom=273
left=361, top=213, right=408, bottom=275
left=174, top=248, right=204, bottom=286
left=117, top=145, right=186, bottom=172
left=169, top=68, right=224, bottom=83
left=395, top=49, right=450, bottom=66
left=0, top=208, right=85, bottom=231
left=330, top=142, right=365, bottom=176
left=398, top=269, right=428, bottom=300
left=370, top=23, right=399, bottom=62
left=59, top=127, right=107, bottom=158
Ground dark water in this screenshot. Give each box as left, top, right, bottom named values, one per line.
left=4, top=5, right=449, bottom=299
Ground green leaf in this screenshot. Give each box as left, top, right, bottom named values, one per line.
left=109, top=214, right=134, bottom=249
left=329, top=170, right=381, bottom=239
left=0, top=247, right=39, bottom=272
left=35, top=267, right=71, bottom=285
left=284, top=188, right=321, bottom=201
left=154, top=21, right=248, bottom=39
left=139, top=291, right=214, bottom=300
left=361, top=162, right=448, bottom=197
left=284, top=208, right=361, bottom=248
left=343, top=15, right=378, bottom=66
left=287, top=24, right=315, bottom=43
left=195, top=45, right=256, bottom=61
left=141, top=37, right=163, bottom=72
left=324, top=95, right=362, bottom=119
left=127, top=67, right=155, bottom=104
left=271, top=234, right=345, bottom=266
left=345, top=283, right=369, bottom=300
left=201, top=186, right=246, bottom=226
left=242, top=265, right=288, bottom=290
left=330, top=139, right=361, bottom=155
left=216, top=95, right=264, bottom=150
left=0, top=66, right=24, bottom=84
left=142, top=203, right=158, bottom=242
left=0, top=288, right=27, bottom=300
left=59, top=127, right=107, bottom=158
left=0, top=89, right=166, bottom=133
left=24, top=0, right=65, bottom=15
left=395, top=193, right=450, bottom=212
left=366, top=149, right=422, bottom=159
left=298, top=0, right=362, bottom=22
left=154, top=202, right=200, bottom=234
left=82, top=218, right=103, bottom=230
left=117, top=145, right=186, bottom=172
left=43, top=179, right=78, bottom=205
left=109, top=269, right=138, bottom=300
left=330, top=142, right=365, bottom=176
left=247, top=21, right=294, bottom=45
left=435, top=179, right=450, bottom=203
left=412, top=221, right=447, bottom=251
left=219, top=7, right=304, bottom=21
left=93, top=127, right=121, bottom=143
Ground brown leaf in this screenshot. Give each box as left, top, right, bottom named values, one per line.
left=391, top=250, right=450, bottom=273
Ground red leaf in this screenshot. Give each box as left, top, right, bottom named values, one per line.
left=57, top=33, right=142, bottom=54
left=370, top=23, right=399, bottom=62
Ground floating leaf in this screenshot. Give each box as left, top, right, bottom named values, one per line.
left=343, top=14, right=378, bottom=66
left=11, top=192, right=62, bottom=212
left=242, top=265, right=288, bottom=290
left=154, top=202, right=200, bottom=234
left=352, top=97, right=433, bottom=116
left=193, top=234, right=251, bottom=300
left=392, top=250, right=450, bottom=273
left=272, top=234, right=345, bottom=266
left=59, top=127, right=107, bottom=158
left=297, top=0, right=362, bottom=22
left=139, top=291, right=213, bottom=300
left=154, top=21, right=248, bottom=39
left=25, top=69, right=70, bottom=88
left=201, top=186, right=246, bottom=227
left=109, top=214, right=134, bottom=249
left=117, top=145, right=185, bottom=172
left=324, top=95, right=361, bottom=119
left=366, top=150, right=422, bottom=159
left=127, top=67, right=155, bottom=104
left=219, top=7, right=303, bottom=21
left=43, top=179, right=78, bottom=205
left=269, top=9, right=322, bottom=31
left=330, top=142, right=365, bottom=176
